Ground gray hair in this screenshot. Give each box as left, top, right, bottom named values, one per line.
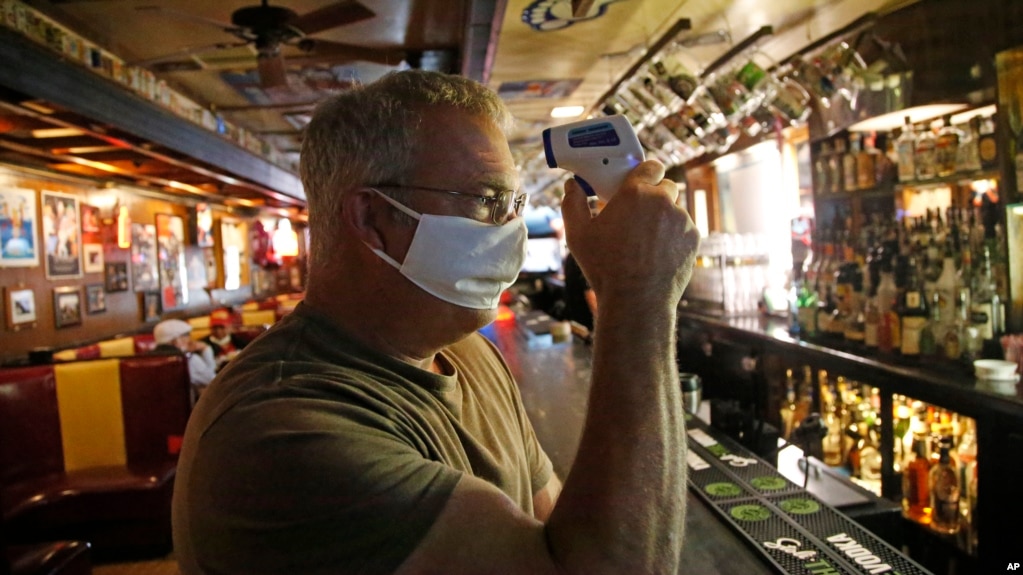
left=300, top=70, right=512, bottom=269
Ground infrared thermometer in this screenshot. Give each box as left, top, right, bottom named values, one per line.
left=542, top=115, right=645, bottom=202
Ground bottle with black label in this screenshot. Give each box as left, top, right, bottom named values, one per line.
left=899, top=257, right=929, bottom=359
left=977, top=114, right=998, bottom=170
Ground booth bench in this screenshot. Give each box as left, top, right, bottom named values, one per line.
left=0, top=354, right=191, bottom=560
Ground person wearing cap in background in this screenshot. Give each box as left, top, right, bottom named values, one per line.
left=201, top=308, right=247, bottom=368
left=153, top=318, right=218, bottom=396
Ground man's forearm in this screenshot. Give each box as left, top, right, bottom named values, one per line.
left=545, top=292, right=686, bottom=574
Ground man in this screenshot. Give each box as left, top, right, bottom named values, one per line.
left=152, top=318, right=218, bottom=391
left=172, top=70, right=699, bottom=575
left=200, top=309, right=246, bottom=368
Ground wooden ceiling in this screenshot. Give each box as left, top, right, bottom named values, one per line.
left=0, top=0, right=916, bottom=206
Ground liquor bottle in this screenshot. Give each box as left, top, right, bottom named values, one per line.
left=900, top=257, right=929, bottom=359
left=796, top=278, right=818, bottom=337
left=914, top=122, right=937, bottom=180
left=792, top=366, right=814, bottom=429
left=827, top=139, right=844, bottom=194
left=935, top=114, right=961, bottom=177
left=902, top=432, right=932, bottom=524
left=943, top=288, right=966, bottom=361
left=956, top=116, right=982, bottom=173
left=895, top=117, right=917, bottom=182
left=780, top=369, right=798, bottom=439
left=970, top=245, right=1003, bottom=344
left=820, top=375, right=844, bottom=466
left=934, top=244, right=959, bottom=336
left=977, top=114, right=998, bottom=170
left=957, top=418, right=978, bottom=549
left=842, top=135, right=859, bottom=192
left=857, top=132, right=878, bottom=189
left=864, top=295, right=880, bottom=351
left=814, top=142, right=832, bottom=196
left=919, top=291, right=941, bottom=358
left=877, top=260, right=900, bottom=355
left=929, top=436, right=961, bottom=535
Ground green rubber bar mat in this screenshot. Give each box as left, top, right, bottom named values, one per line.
left=686, top=423, right=806, bottom=497
left=685, top=419, right=934, bottom=575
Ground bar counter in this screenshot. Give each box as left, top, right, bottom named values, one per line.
left=482, top=317, right=933, bottom=575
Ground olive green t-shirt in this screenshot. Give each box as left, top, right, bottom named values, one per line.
left=172, top=303, right=553, bottom=575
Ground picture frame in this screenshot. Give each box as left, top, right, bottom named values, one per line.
left=130, top=223, right=158, bottom=292
left=155, top=213, right=188, bottom=310
left=4, top=286, right=37, bottom=330
left=83, top=243, right=104, bottom=273
left=195, top=202, right=214, bottom=248
left=0, top=187, right=39, bottom=268
left=53, top=286, right=83, bottom=329
left=141, top=291, right=161, bottom=322
left=85, top=283, right=106, bottom=314
left=104, top=261, right=129, bottom=292
left=41, top=191, right=83, bottom=279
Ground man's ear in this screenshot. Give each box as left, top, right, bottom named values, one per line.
left=342, top=188, right=387, bottom=250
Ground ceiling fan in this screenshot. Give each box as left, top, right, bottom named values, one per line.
left=133, top=0, right=408, bottom=88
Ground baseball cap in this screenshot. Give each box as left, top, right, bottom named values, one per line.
left=210, top=309, right=232, bottom=327
left=153, top=319, right=192, bottom=345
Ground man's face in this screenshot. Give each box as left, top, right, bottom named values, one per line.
left=211, top=325, right=229, bottom=339
left=381, top=106, right=519, bottom=331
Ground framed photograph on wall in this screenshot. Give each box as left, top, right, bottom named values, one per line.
left=41, top=191, right=82, bottom=279
left=130, top=223, right=158, bottom=292
left=83, top=243, right=104, bottom=273
left=141, top=291, right=161, bottom=322
left=85, top=284, right=106, bottom=314
left=0, top=187, right=39, bottom=268
left=155, top=213, right=188, bottom=310
left=53, top=286, right=82, bottom=329
left=195, top=202, right=214, bottom=248
left=104, top=261, right=129, bottom=292
left=4, top=286, right=37, bottom=331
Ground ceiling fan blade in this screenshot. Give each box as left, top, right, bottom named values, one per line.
left=294, top=40, right=406, bottom=67
left=131, top=41, right=252, bottom=67
left=258, top=53, right=290, bottom=89
left=135, top=5, right=237, bottom=33
left=290, top=1, right=375, bottom=36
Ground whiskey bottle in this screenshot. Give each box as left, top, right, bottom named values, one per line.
left=929, top=436, right=961, bottom=535
left=935, top=114, right=961, bottom=177
left=915, top=122, right=937, bottom=180
left=814, top=142, right=832, bottom=196
left=857, top=132, right=879, bottom=190
left=902, top=433, right=932, bottom=524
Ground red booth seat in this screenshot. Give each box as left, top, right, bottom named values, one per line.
left=0, top=355, right=190, bottom=560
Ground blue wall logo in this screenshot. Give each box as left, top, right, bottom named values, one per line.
left=522, top=0, right=628, bottom=31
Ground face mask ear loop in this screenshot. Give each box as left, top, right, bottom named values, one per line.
left=368, top=188, right=422, bottom=221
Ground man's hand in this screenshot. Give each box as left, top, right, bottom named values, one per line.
left=559, top=160, right=700, bottom=307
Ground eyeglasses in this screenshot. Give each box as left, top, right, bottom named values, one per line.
left=372, top=184, right=527, bottom=225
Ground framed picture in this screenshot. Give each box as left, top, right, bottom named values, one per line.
left=83, top=243, right=104, bottom=273
left=202, top=247, right=218, bottom=288
left=0, top=187, right=39, bottom=268
left=4, top=286, right=37, bottom=330
left=104, top=261, right=129, bottom=292
left=53, top=286, right=83, bottom=329
left=85, top=284, right=106, bottom=314
left=195, top=202, right=214, bottom=248
left=155, top=213, right=188, bottom=310
left=41, top=191, right=83, bottom=279
left=130, top=223, right=158, bottom=292
left=141, top=291, right=161, bottom=322
left=80, top=203, right=102, bottom=242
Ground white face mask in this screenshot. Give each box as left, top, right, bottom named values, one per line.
left=366, top=188, right=527, bottom=310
